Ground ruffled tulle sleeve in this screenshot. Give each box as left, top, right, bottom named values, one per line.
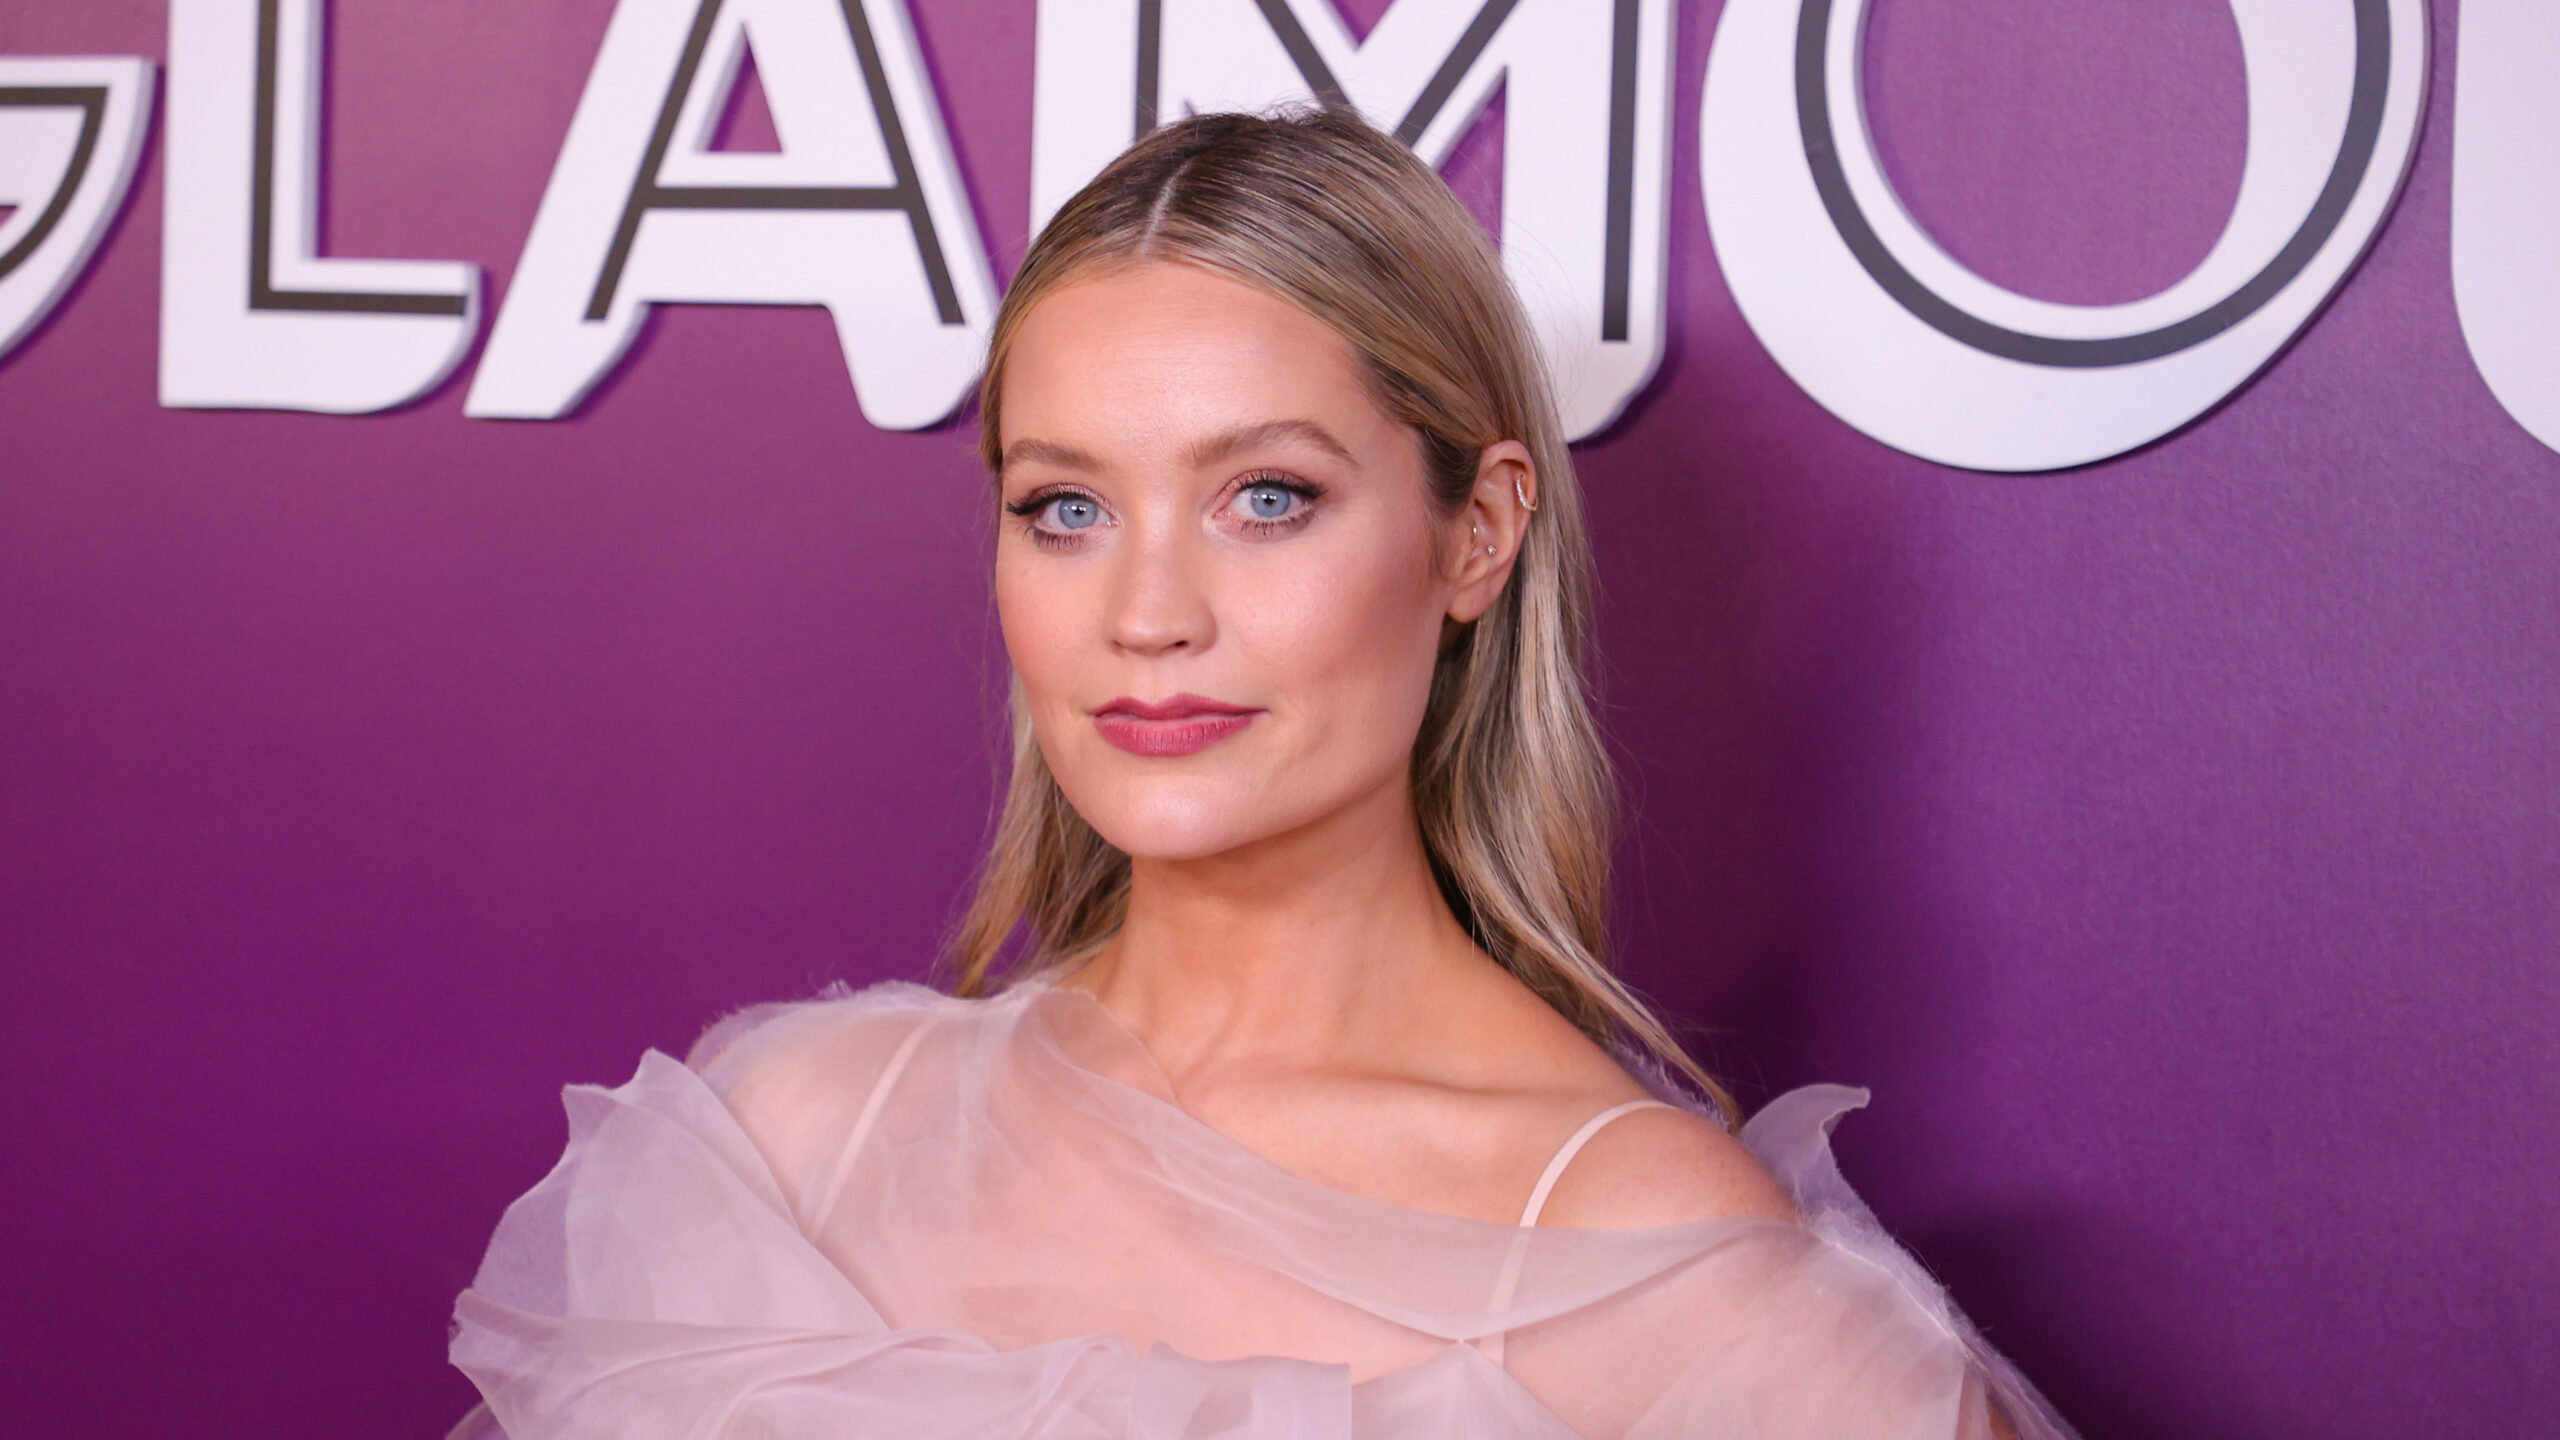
left=448, top=991, right=2076, bottom=1440
left=1731, top=1086, right=2072, bottom=1440
left=1581, top=1086, right=2070, bottom=1440
left=449, top=1016, right=1367, bottom=1440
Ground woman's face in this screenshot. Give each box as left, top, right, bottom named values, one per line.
left=992, top=261, right=1521, bottom=862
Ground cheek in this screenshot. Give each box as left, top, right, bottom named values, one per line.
left=995, top=557, right=1086, bottom=719
left=1248, top=531, right=1448, bottom=759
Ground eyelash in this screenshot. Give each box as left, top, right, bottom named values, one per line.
left=1001, top=472, right=1326, bottom=549
left=1003, top=486, right=1099, bottom=551
left=1228, top=471, right=1324, bottom=536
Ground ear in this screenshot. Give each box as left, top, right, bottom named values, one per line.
left=1446, top=440, right=1536, bottom=624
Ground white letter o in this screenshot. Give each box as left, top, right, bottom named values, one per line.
left=1702, top=0, right=2430, bottom=473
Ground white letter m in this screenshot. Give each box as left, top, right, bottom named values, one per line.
left=1032, top=0, right=1675, bottom=441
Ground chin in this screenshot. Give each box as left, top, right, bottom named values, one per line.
left=1062, top=774, right=1297, bottom=863
left=1082, top=798, right=1274, bottom=862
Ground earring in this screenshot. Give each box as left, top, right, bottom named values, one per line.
left=1513, top=474, right=1539, bottom=512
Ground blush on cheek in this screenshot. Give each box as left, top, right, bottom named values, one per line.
left=1256, top=536, right=1447, bottom=788
left=997, top=569, right=1082, bottom=724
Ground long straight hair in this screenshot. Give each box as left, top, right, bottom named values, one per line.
left=944, top=107, right=1736, bottom=1124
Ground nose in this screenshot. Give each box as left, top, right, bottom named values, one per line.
left=1105, top=521, right=1215, bottom=659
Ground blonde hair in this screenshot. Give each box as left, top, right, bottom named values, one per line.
left=946, top=107, right=1736, bottom=1124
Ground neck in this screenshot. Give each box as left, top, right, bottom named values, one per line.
left=1071, top=775, right=1483, bottom=1083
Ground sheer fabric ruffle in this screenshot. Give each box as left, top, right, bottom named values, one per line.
left=450, top=979, right=2077, bottom=1440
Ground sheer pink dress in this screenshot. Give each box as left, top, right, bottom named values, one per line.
left=448, top=977, right=2080, bottom=1439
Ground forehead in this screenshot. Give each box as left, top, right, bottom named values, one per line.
left=999, top=262, right=1401, bottom=464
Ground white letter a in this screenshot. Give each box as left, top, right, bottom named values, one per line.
left=467, top=0, right=993, bottom=428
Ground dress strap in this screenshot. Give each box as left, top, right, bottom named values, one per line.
left=800, top=1018, right=937, bottom=1232
left=1516, top=1098, right=1677, bottom=1228
left=1477, top=1098, right=1678, bottom=1368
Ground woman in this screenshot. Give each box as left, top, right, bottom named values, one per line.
left=449, top=107, right=2077, bottom=1440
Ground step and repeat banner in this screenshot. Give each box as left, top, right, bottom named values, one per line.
left=3, top=2, right=2552, bottom=1438
left=16, top=0, right=2560, bottom=457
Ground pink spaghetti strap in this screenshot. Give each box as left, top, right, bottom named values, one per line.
left=800, top=1018, right=938, bottom=1233
left=1516, top=1099, right=1677, bottom=1229
left=1476, top=1098, right=1678, bottom=1367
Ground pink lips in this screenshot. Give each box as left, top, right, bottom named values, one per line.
left=1092, top=694, right=1263, bottom=758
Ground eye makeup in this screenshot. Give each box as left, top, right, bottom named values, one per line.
left=1005, top=485, right=1111, bottom=550
left=1221, top=470, right=1325, bottom=538
left=1002, top=470, right=1330, bottom=550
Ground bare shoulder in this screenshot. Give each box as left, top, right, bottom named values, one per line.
left=1532, top=1100, right=1799, bottom=1230
left=1431, top=962, right=1799, bottom=1229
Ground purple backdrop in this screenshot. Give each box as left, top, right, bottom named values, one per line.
left=3, top=2, right=2553, bottom=1437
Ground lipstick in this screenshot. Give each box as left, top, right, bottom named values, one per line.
left=1092, top=694, right=1263, bottom=758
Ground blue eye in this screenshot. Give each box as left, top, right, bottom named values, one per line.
left=1237, top=483, right=1299, bottom=521
left=1045, top=495, right=1102, bottom=531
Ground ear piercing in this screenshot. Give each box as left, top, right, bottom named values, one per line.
left=1469, top=475, right=1536, bottom=560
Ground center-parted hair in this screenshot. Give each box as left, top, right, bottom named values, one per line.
left=946, top=106, right=1736, bottom=1124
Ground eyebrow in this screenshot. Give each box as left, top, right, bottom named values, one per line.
left=999, top=418, right=1357, bottom=479
left=998, top=437, right=1107, bottom=474
left=1184, top=418, right=1356, bottom=470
